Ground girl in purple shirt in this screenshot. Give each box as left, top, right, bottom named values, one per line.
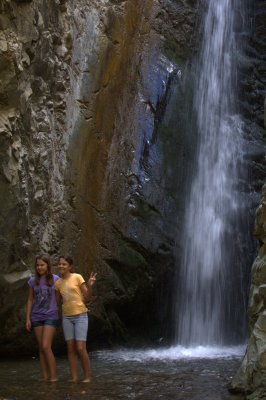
left=26, top=254, right=59, bottom=382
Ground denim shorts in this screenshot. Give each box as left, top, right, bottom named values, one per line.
left=32, top=319, right=59, bottom=328
left=62, top=312, right=88, bottom=341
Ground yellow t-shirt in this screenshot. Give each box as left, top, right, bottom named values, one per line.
left=55, top=273, right=88, bottom=316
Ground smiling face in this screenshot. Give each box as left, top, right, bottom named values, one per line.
left=58, top=257, right=72, bottom=277
left=35, top=259, right=49, bottom=276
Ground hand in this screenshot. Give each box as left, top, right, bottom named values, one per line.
left=88, top=272, right=97, bottom=287
left=26, top=320, right=31, bottom=332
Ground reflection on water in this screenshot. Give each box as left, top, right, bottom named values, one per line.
left=0, top=346, right=245, bottom=400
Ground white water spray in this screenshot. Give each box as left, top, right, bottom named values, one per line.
left=176, top=0, right=247, bottom=345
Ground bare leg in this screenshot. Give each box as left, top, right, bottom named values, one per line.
left=76, top=341, right=91, bottom=382
left=41, top=326, right=57, bottom=381
left=33, top=326, right=49, bottom=380
left=66, top=340, right=78, bottom=382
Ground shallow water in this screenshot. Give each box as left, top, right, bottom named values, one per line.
left=0, top=346, right=245, bottom=400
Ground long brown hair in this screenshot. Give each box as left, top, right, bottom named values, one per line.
left=34, top=254, right=54, bottom=286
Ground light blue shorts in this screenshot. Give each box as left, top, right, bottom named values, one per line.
left=62, top=312, right=88, bottom=341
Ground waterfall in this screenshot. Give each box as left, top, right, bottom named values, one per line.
left=175, top=0, right=248, bottom=345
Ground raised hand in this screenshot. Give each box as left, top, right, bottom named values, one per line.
left=88, top=272, right=97, bottom=287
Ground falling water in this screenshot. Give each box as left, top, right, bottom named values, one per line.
left=176, top=0, right=248, bottom=345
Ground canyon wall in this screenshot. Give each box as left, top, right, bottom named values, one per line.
left=231, top=1, right=266, bottom=399
left=0, top=0, right=197, bottom=354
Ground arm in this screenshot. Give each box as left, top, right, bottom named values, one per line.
left=55, top=289, right=63, bottom=318
left=55, top=289, right=62, bottom=307
left=26, top=287, right=34, bottom=332
left=80, top=272, right=97, bottom=300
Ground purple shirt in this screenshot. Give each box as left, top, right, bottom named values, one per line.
left=28, top=274, right=59, bottom=322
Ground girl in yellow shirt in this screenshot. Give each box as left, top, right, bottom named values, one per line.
left=55, top=255, right=96, bottom=383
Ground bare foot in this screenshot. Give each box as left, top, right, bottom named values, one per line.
left=50, top=378, right=58, bottom=382
left=68, top=379, right=78, bottom=383
left=81, top=378, right=91, bottom=383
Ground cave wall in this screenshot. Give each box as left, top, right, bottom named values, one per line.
left=0, top=0, right=197, bottom=354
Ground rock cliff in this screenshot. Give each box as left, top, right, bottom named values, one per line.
left=230, top=0, right=266, bottom=398
left=0, top=0, right=197, bottom=354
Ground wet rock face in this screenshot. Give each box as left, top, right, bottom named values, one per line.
left=0, top=0, right=197, bottom=354
left=230, top=1, right=266, bottom=397
left=230, top=188, right=266, bottom=397
left=239, top=0, right=266, bottom=200
left=240, top=0, right=266, bottom=128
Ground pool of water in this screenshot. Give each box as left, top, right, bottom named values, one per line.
left=0, top=346, right=246, bottom=400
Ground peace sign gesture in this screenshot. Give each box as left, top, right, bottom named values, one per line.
left=88, top=272, right=97, bottom=287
